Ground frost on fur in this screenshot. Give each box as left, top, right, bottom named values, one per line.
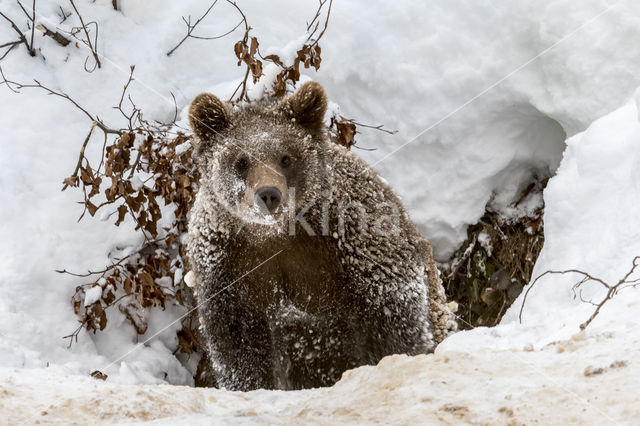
left=187, top=82, right=456, bottom=391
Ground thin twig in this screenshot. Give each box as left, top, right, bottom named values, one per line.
left=346, top=119, right=398, bottom=135
left=62, top=122, right=97, bottom=190
left=68, top=0, right=101, bottom=69
left=0, top=66, right=19, bottom=93
left=519, top=256, right=640, bottom=330
left=305, top=0, right=332, bottom=46
left=29, top=0, right=35, bottom=53
left=306, top=0, right=327, bottom=32
left=189, top=19, right=242, bottom=41
left=166, top=1, right=220, bottom=56
left=0, top=9, right=36, bottom=56
left=0, top=72, right=121, bottom=135
left=225, top=0, right=251, bottom=102
left=229, top=61, right=250, bottom=102
left=116, top=65, right=135, bottom=111
left=0, top=40, right=20, bottom=49
left=57, top=6, right=71, bottom=24
left=16, top=0, right=37, bottom=53
left=57, top=238, right=164, bottom=278
left=0, top=42, right=19, bottom=60
left=63, top=293, right=133, bottom=348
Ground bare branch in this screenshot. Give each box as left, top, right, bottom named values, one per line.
left=169, top=91, right=178, bottom=124
left=57, top=6, right=71, bottom=24
left=0, top=42, right=20, bottom=61
left=189, top=19, right=242, bottom=41
left=0, top=8, right=36, bottom=56
left=228, top=59, right=251, bottom=102
left=519, top=256, right=640, bottom=330
left=305, top=0, right=332, bottom=46
left=62, top=122, right=97, bottom=191
left=226, top=0, right=252, bottom=102
left=166, top=1, right=222, bottom=56
left=0, top=74, right=120, bottom=134
left=306, top=0, right=328, bottom=32
left=116, top=65, right=135, bottom=112
left=349, top=121, right=398, bottom=135
left=29, top=0, right=35, bottom=53
left=0, top=65, right=18, bottom=92
left=68, top=0, right=101, bottom=69
left=16, top=0, right=37, bottom=54
left=0, top=40, right=20, bottom=49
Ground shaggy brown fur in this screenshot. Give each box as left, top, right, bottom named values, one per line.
left=187, top=82, right=456, bottom=391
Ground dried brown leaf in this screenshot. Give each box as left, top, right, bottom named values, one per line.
left=86, top=201, right=98, bottom=217
left=264, top=54, right=283, bottom=67
left=249, top=37, right=258, bottom=57
left=63, top=175, right=79, bottom=188
left=90, top=370, right=108, bottom=380
left=234, top=40, right=245, bottom=59
left=115, top=205, right=128, bottom=226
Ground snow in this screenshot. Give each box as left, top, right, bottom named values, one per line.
left=1, top=0, right=640, bottom=423
left=3, top=328, right=639, bottom=424
left=83, top=286, right=102, bottom=306
left=439, top=89, right=640, bottom=354
left=184, top=271, right=196, bottom=289
left=512, top=90, right=640, bottom=335
left=320, top=0, right=640, bottom=260
left=477, top=230, right=493, bottom=257
left=130, top=176, right=144, bottom=191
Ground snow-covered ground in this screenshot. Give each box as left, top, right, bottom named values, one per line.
left=3, top=328, right=639, bottom=424
left=2, top=0, right=640, bottom=423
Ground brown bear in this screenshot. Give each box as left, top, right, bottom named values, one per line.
left=186, top=81, right=456, bottom=391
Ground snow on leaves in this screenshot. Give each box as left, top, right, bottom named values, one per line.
left=58, top=80, right=200, bottom=347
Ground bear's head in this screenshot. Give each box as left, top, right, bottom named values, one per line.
left=189, top=82, right=330, bottom=235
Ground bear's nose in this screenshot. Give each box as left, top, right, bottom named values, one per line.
left=255, top=186, right=282, bottom=214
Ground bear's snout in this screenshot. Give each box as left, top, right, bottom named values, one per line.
left=255, top=186, right=282, bottom=214
left=244, top=163, right=288, bottom=216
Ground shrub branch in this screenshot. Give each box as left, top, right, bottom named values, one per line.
left=519, top=256, right=640, bottom=330
left=68, top=0, right=101, bottom=71
left=166, top=1, right=242, bottom=56
left=0, top=2, right=37, bottom=58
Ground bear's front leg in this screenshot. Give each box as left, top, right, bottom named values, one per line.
left=349, top=271, right=434, bottom=362
left=197, top=288, right=274, bottom=391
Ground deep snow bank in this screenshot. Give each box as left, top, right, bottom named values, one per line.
left=3, top=327, right=639, bottom=424
left=2, top=0, right=640, bottom=391
left=321, top=0, right=640, bottom=259
left=441, top=88, right=640, bottom=352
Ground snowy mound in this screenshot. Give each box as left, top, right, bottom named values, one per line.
left=3, top=332, right=639, bottom=424
left=441, top=88, right=640, bottom=352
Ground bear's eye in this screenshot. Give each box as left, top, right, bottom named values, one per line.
left=280, top=155, right=291, bottom=168
left=235, top=157, right=249, bottom=172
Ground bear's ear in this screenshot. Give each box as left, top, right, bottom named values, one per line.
left=282, top=81, right=327, bottom=131
left=189, top=93, right=230, bottom=141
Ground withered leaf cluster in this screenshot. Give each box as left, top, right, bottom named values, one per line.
left=62, top=129, right=199, bottom=348
left=265, top=44, right=322, bottom=97
left=329, top=115, right=357, bottom=149
left=234, top=36, right=263, bottom=84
